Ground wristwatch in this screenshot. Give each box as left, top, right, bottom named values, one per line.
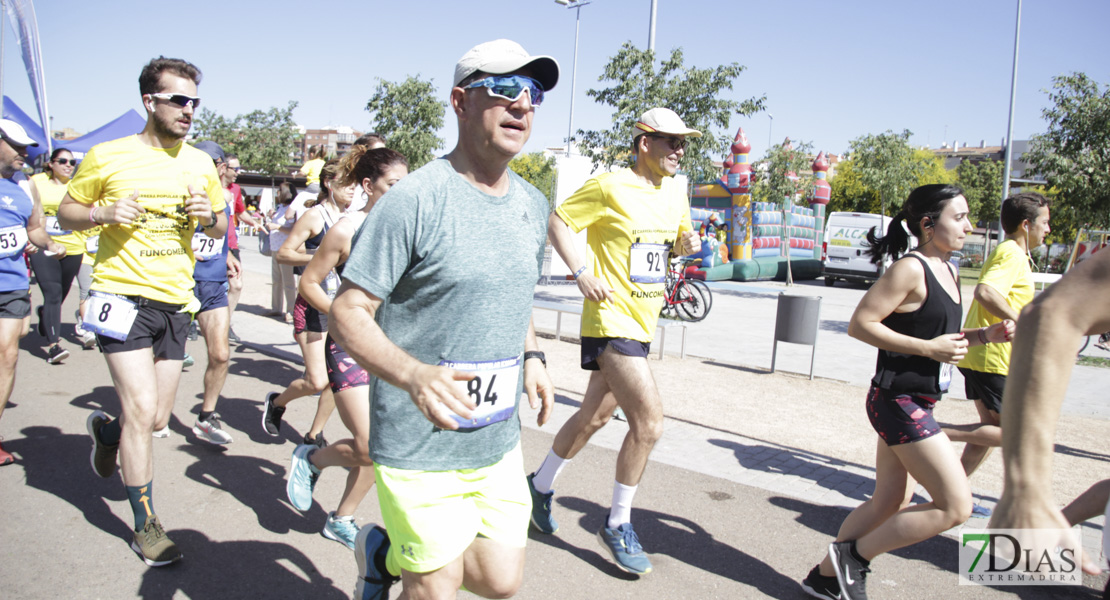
left=203, top=209, right=219, bottom=229
left=523, top=351, right=547, bottom=368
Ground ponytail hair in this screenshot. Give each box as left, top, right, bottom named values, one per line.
left=866, top=183, right=964, bottom=265
left=305, top=158, right=342, bottom=208
left=338, top=146, right=407, bottom=191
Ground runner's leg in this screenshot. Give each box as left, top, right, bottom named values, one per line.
left=596, top=351, right=663, bottom=487
left=197, top=306, right=230, bottom=414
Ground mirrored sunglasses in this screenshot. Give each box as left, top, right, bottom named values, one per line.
left=464, top=75, right=545, bottom=106
left=148, top=93, right=201, bottom=109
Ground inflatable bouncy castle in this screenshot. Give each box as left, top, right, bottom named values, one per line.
left=686, top=128, right=830, bottom=282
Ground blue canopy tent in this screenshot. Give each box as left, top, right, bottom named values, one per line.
left=56, top=109, right=145, bottom=158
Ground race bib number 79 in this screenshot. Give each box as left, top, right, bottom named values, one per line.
left=629, top=242, right=668, bottom=284
left=440, top=355, right=521, bottom=430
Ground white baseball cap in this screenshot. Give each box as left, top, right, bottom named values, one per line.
left=0, top=119, right=39, bottom=147
left=631, top=107, right=702, bottom=139
left=453, top=39, right=559, bottom=92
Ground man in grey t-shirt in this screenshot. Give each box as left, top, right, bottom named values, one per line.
left=331, top=39, right=557, bottom=599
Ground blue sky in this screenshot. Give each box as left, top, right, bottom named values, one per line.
left=5, top=0, right=1108, bottom=160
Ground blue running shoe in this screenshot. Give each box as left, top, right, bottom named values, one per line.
left=287, top=444, right=321, bottom=511
left=526, top=473, right=559, bottom=534
left=597, top=522, right=652, bottom=574
left=354, top=524, right=399, bottom=600
left=322, top=512, right=360, bottom=549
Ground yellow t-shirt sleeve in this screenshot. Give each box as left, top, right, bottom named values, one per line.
left=555, top=179, right=605, bottom=233
left=976, top=243, right=1022, bottom=297
left=65, top=150, right=104, bottom=206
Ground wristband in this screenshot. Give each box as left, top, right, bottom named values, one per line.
left=89, top=206, right=99, bottom=224
left=573, top=265, right=587, bottom=280
left=523, top=351, right=547, bottom=368
left=977, top=328, right=988, bottom=345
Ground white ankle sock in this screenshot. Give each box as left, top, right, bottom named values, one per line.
left=608, top=481, right=638, bottom=529
left=531, top=449, right=569, bottom=494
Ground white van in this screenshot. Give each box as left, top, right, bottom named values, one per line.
left=822, top=212, right=892, bottom=287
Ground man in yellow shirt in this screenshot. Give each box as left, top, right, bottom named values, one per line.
left=58, top=56, right=227, bottom=567
left=943, top=192, right=1050, bottom=490
left=527, top=107, right=701, bottom=575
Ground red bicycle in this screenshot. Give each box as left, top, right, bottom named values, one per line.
left=660, top=257, right=712, bottom=322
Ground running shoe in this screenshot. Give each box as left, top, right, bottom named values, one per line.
left=74, top=315, right=87, bottom=337
left=131, top=515, right=182, bottom=567
left=597, top=522, right=652, bottom=575
left=187, top=321, right=198, bottom=341
left=0, top=439, right=13, bottom=466
left=262, top=392, right=285, bottom=436
left=304, top=432, right=328, bottom=449
left=970, top=503, right=992, bottom=518
left=182, top=353, right=195, bottom=368
left=228, top=327, right=241, bottom=344
left=46, top=344, right=69, bottom=365
left=80, top=330, right=97, bottom=350
left=1096, top=341, right=1110, bottom=352
left=800, top=564, right=841, bottom=599
left=86, top=410, right=118, bottom=478
left=193, top=414, right=233, bottom=444
left=354, top=524, right=399, bottom=600
left=829, top=541, right=870, bottom=600
left=152, top=425, right=170, bottom=438
left=526, top=472, right=559, bottom=534
left=287, top=444, right=321, bottom=511
left=322, top=512, right=360, bottom=549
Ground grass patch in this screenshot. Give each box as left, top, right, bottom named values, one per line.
left=1077, top=356, right=1110, bottom=369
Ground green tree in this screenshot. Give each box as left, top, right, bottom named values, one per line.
left=956, top=158, right=1004, bottom=225
left=577, top=42, right=765, bottom=183
left=828, top=159, right=880, bottom=214
left=366, top=75, right=446, bottom=170
left=752, top=140, right=815, bottom=285
left=509, top=152, right=557, bottom=209
left=848, top=129, right=921, bottom=218
left=193, top=101, right=301, bottom=175
left=913, top=148, right=956, bottom=187
left=1024, top=72, right=1110, bottom=233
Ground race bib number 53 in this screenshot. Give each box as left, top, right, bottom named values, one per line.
left=440, top=355, right=521, bottom=430
left=0, top=225, right=28, bottom=258
left=629, top=242, right=667, bottom=284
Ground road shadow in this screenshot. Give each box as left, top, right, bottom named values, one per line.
left=136, top=528, right=348, bottom=600
left=705, top=287, right=769, bottom=301
left=707, top=438, right=932, bottom=506
left=1056, top=443, right=1110, bottom=463
left=533, top=495, right=802, bottom=596
left=71, top=384, right=123, bottom=416
left=771, top=495, right=1106, bottom=599
left=179, top=443, right=324, bottom=535
left=6, top=426, right=132, bottom=541
left=702, top=359, right=771, bottom=376
left=819, top=319, right=850, bottom=334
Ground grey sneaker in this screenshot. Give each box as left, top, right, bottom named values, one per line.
left=829, top=541, right=870, bottom=600
left=86, top=410, right=118, bottom=478
left=131, top=515, right=182, bottom=567
left=322, top=512, right=360, bottom=549
left=193, top=414, right=233, bottom=444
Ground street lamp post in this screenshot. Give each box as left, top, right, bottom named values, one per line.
left=767, top=113, right=774, bottom=151
left=555, top=0, right=592, bottom=158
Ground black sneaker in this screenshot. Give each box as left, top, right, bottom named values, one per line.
left=262, top=392, right=285, bottom=436
left=829, top=541, right=869, bottom=600
left=304, top=432, right=328, bottom=449
left=46, top=344, right=70, bottom=365
left=227, top=327, right=241, bottom=344
left=801, top=564, right=841, bottom=599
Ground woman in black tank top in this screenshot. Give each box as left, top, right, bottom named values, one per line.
left=801, top=185, right=1016, bottom=600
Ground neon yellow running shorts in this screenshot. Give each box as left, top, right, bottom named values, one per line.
left=375, top=443, right=530, bottom=574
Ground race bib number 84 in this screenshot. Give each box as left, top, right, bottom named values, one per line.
left=440, top=356, right=521, bottom=430
left=629, top=242, right=667, bottom=284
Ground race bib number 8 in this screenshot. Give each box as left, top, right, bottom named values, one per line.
left=192, top=232, right=220, bottom=261
left=440, top=355, right=521, bottom=430
left=0, top=225, right=28, bottom=258
left=629, top=242, right=667, bottom=284
left=83, top=292, right=138, bottom=341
